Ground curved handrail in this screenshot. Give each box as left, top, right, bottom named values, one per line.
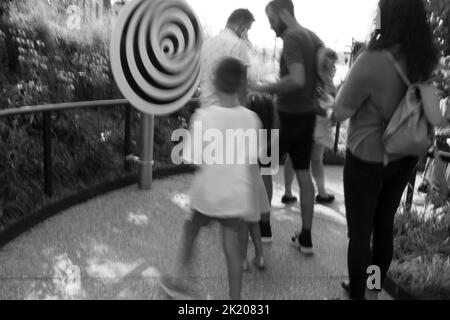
left=0, top=98, right=200, bottom=117
left=0, top=99, right=129, bottom=117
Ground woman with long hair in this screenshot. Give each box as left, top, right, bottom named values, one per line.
left=332, top=0, right=439, bottom=300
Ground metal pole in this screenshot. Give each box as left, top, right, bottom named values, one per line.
left=138, top=113, right=155, bottom=189
left=43, top=111, right=53, bottom=197
left=405, top=167, right=417, bottom=212
left=124, top=104, right=131, bottom=172
left=334, top=122, right=341, bottom=154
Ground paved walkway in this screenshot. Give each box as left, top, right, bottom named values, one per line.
left=0, top=166, right=393, bottom=300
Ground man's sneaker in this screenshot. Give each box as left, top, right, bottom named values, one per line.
left=291, top=232, right=314, bottom=256
left=315, top=194, right=335, bottom=204
left=281, top=195, right=298, bottom=205
left=160, top=275, right=202, bottom=300
left=259, top=221, right=272, bottom=243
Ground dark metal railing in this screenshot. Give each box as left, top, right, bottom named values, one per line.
left=0, top=99, right=133, bottom=198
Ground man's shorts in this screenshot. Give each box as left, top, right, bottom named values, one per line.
left=278, top=112, right=317, bottom=170
left=189, top=210, right=241, bottom=230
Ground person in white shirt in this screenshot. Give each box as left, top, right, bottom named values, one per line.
left=161, top=57, right=263, bottom=300
left=199, top=9, right=254, bottom=108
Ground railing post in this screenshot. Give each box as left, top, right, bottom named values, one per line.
left=334, top=122, right=341, bottom=154
left=124, top=104, right=132, bottom=172
left=138, top=113, right=155, bottom=189
left=43, top=111, right=53, bottom=197
left=405, top=167, right=417, bottom=212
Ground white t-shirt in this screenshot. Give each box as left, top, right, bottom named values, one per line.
left=199, top=29, right=250, bottom=108
left=186, top=105, right=262, bottom=219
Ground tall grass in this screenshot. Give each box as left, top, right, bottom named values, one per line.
left=390, top=203, right=450, bottom=299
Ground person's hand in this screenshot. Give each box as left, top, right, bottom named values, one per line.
left=246, top=91, right=265, bottom=106
left=315, top=105, right=327, bottom=117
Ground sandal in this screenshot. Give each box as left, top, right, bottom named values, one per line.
left=252, top=257, right=266, bottom=270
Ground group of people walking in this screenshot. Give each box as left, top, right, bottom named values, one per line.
left=161, top=0, right=443, bottom=300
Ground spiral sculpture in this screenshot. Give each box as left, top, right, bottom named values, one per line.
left=111, top=0, right=203, bottom=115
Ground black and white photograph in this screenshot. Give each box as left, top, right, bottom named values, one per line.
left=0, top=0, right=449, bottom=304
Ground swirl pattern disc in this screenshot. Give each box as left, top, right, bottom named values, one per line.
left=111, top=0, right=203, bottom=115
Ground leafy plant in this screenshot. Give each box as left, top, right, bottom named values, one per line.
left=391, top=204, right=450, bottom=299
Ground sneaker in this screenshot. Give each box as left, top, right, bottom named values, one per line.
left=291, top=232, right=314, bottom=256
left=259, top=221, right=272, bottom=243
left=315, top=194, right=335, bottom=204
left=281, top=195, right=298, bottom=205
left=160, top=275, right=201, bottom=300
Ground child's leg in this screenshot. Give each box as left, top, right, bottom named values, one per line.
left=310, top=143, right=327, bottom=196
left=261, top=174, right=273, bottom=205
left=179, top=220, right=202, bottom=265
left=260, top=175, right=272, bottom=223
left=239, top=221, right=249, bottom=257
left=284, top=156, right=296, bottom=197
left=221, top=219, right=243, bottom=300
left=161, top=211, right=207, bottom=299
left=248, top=222, right=264, bottom=261
left=175, top=211, right=207, bottom=276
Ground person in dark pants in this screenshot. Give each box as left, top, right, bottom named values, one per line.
left=331, top=0, right=439, bottom=300
left=343, top=152, right=418, bottom=299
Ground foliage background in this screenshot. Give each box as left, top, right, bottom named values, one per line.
left=427, top=0, right=450, bottom=99
left=0, top=0, right=198, bottom=230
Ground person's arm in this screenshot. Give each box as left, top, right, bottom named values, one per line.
left=332, top=51, right=372, bottom=123
left=254, top=63, right=305, bottom=94
left=254, top=33, right=305, bottom=94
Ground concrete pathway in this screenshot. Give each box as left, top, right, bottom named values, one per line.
left=0, top=166, right=393, bottom=300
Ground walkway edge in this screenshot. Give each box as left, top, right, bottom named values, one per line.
left=0, top=165, right=197, bottom=250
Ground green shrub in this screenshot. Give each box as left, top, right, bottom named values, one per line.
left=390, top=206, right=450, bottom=299
left=390, top=254, right=450, bottom=300
left=0, top=1, right=197, bottom=231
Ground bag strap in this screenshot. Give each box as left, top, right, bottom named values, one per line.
left=384, top=51, right=411, bottom=87
left=382, top=51, right=411, bottom=167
